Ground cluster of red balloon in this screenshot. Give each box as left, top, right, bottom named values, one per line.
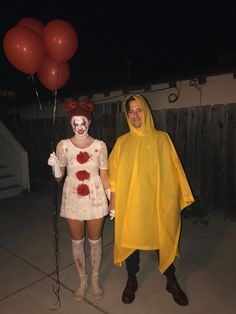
left=3, top=17, right=78, bottom=91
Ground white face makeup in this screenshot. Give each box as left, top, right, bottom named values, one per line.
left=71, top=116, right=90, bottom=137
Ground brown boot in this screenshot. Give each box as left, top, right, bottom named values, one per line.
left=166, top=274, right=188, bottom=306
left=122, top=274, right=138, bottom=304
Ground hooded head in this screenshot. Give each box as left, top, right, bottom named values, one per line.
left=64, top=99, right=94, bottom=121
left=124, top=95, right=155, bottom=136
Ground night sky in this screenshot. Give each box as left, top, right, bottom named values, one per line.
left=1, top=0, right=236, bottom=104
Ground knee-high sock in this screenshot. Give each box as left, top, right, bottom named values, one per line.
left=72, top=238, right=86, bottom=277
left=89, top=238, right=102, bottom=276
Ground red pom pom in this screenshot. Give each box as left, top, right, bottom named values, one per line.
left=76, top=152, right=90, bottom=164
left=76, top=170, right=90, bottom=181
left=77, top=184, right=90, bottom=196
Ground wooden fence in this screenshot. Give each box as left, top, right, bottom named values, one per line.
left=9, top=103, right=236, bottom=219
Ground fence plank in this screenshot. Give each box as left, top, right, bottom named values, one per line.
left=166, top=108, right=177, bottom=144
left=212, top=104, right=227, bottom=212
left=199, top=106, right=213, bottom=210
left=226, top=103, right=236, bottom=219
left=176, top=108, right=188, bottom=167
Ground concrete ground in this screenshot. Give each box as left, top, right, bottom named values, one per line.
left=0, top=184, right=235, bottom=314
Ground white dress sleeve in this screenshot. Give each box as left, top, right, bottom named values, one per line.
left=56, top=140, right=67, bottom=167
left=98, top=141, right=108, bottom=170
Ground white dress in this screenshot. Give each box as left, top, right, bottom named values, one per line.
left=56, top=138, right=109, bottom=220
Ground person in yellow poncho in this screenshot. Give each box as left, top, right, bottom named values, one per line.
left=108, top=95, right=195, bottom=306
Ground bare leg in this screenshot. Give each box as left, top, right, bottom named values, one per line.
left=66, top=218, right=85, bottom=240
left=87, top=217, right=104, bottom=240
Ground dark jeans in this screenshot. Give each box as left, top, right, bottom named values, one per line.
left=125, top=250, right=175, bottom=276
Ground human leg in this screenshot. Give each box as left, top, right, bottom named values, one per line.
left=156, top=248, right=188, bottom=305
left=66, top=218, right=87, bottom=301
left=164, top=263, right=188, bottom=306
left=122, top=250, right=140, bottom=304
left=125, top=250, right=140, bottom=274
left=87, top=217, right=104, bottom=299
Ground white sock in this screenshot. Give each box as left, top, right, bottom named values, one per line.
left=71, top=238, right=86, bottom=278
left=89, top=238, right=102, bottom=276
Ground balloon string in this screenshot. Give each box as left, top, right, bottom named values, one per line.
left=50, top=89, right=61, bottom=308
left=30, top=74, right=43, bottom=111
left=51, top=89, right=58, bottom=151
left=51, top=179, right=61, bottom=309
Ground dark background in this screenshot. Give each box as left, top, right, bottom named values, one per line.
left=1, top=0, right=236, bottom=104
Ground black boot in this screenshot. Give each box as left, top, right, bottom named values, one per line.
left=122, top=273, right=138, bottom=304
left=166, top=273, right=188, bottom=306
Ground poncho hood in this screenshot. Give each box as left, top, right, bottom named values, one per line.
left=124, top=95, right=156, bottom=136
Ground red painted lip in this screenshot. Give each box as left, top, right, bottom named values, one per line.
left=75, top=128, right=85, bottom=134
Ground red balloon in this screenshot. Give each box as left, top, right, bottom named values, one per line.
left=17, top=17, right=44, bottom=36
left=37, top=56, right=70, bottom=91
left=3, top=26, right=45, bottom=75
left=43, top=19, right=78, bottom=62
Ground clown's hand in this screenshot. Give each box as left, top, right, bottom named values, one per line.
left=109, top=209, right=115, bottom=220
left=48, top=152, right=62, bottom=178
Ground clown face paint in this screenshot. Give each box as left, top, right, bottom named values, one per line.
left=71, top=116, right=90, bottom=137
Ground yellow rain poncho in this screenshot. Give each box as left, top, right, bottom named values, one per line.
left=108, top=95, right=194, bottom=273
